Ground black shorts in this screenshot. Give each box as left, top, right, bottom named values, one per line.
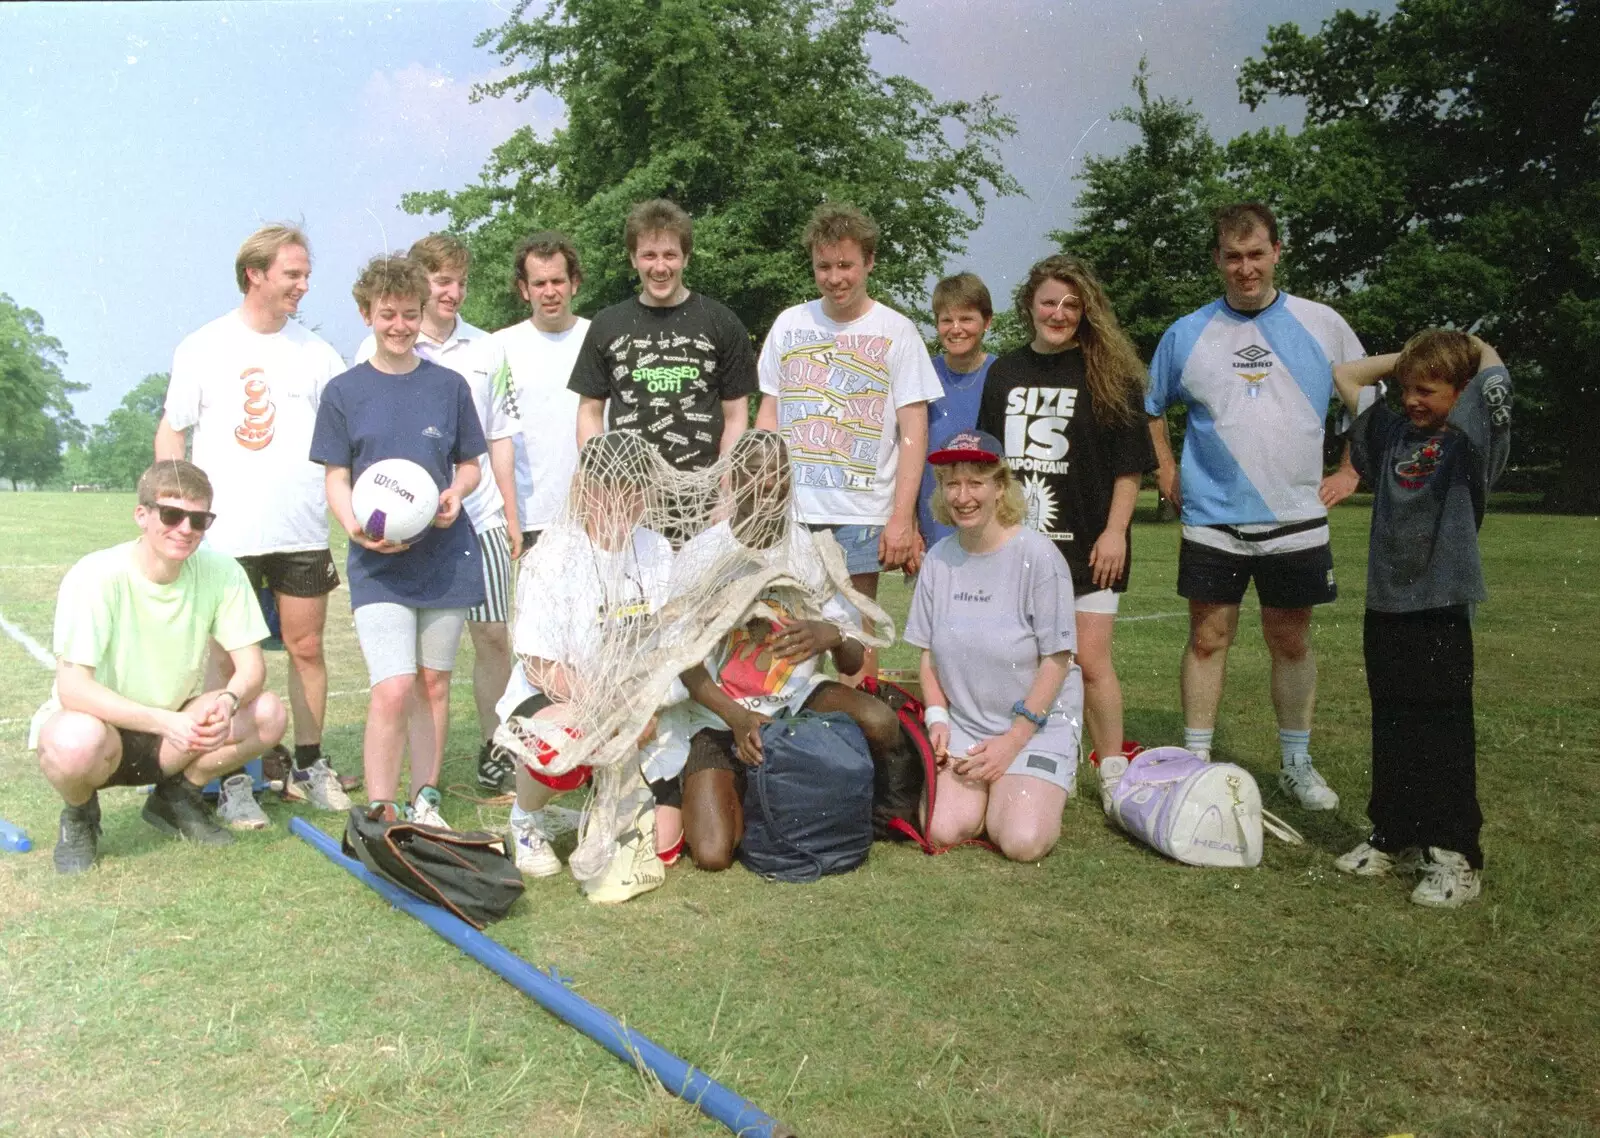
left=236, top=549, right=340, bottom=598
left=649, top=775, right=683, bottom=809
left=108, top=728, right=166, bottom=787
left=1178, top=538, right=1337, bottom=609
left=681, top=728, right=746, bottom=796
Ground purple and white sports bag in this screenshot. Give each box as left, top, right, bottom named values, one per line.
left=1105, top=746, right=1302, bottom=868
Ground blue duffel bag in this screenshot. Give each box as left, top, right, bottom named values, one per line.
left=738, top=710, right=874, bottom=882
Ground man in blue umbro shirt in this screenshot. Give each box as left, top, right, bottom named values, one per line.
left=1145, top=203, right=1364, bottom=811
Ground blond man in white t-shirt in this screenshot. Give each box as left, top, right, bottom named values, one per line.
left=755, top=203, right=942, bottom=681
left=155, top=224, right=349, bottom=821
left=353, top=234, right=521, bottom=795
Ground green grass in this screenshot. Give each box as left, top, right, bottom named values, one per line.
left=1, top=492, right=1597, bottom=1137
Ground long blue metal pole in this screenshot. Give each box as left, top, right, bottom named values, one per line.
left=289, top=817, right=796, bottom=1138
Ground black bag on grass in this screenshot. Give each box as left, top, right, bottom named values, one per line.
left=342, top=807, right=524, bottom=929
left=738, top=710, right=874, bottom=883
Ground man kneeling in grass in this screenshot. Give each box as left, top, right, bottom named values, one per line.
left=32, top=459, right=288, bottom=873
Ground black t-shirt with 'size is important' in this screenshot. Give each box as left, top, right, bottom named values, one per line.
left=977, top=346, right=1154, bottom=593
left=567, top=293, right=759, bottom=471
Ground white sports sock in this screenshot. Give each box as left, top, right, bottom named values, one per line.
left=1183, top=727, right=1214, bottom=755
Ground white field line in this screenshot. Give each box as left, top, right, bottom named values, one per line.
left=0, top=564, right=74, bottom=571
left=0, top=609, right=54, bottom=668
left=1116, top=611, right=1187, bottom=622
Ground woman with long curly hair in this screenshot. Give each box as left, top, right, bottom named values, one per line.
left=976, top=254, right=1153, bottom=777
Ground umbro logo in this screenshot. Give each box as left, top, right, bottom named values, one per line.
left=1234, top=344, right=1273, bottom=365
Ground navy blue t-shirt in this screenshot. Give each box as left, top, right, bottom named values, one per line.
left=310, top=359, right=488, bottom=610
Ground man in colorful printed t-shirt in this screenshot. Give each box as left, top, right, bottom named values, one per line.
left=1145, top=202, right=1364, bottom=811
left=756, top=203, right=942, bottom=681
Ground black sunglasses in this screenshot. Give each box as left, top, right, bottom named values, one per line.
left=145, top=503, right=217, bottom=532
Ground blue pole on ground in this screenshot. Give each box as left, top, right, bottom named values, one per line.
left=0, top=818, right=32, bottom=853
left=289, top=817, right=797, bottom=1138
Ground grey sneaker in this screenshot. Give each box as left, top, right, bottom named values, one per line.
left=1334, top=840, right=1423, bottom=877
left=217, top=773, right=270, bottom=830
left=288, top=758, right=353, bottom=812
left=1411, top=848, right=1482, bottom=908
left=143, top=777, right=233, bottom=846
left=54, top=792, right=101, bottom=874
left=408, top=786, right=451, bottom=830
left=1279, top=753, right=1339, bottom=811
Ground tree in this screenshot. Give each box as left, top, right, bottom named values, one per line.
left=403, top=0, right=1020, bottom=336
left=69, top=374, right=169, bottom=490
left=1048, top=63, right=1238, bottom=360
left=1239, top=0, right=1600, bottom=511
left=0, top=294, right=83, bottom=489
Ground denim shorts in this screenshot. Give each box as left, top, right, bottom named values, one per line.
left=810, top=524, right=883, bottom=575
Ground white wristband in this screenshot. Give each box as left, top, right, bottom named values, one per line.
left=923, top=705, right=950, bottom=728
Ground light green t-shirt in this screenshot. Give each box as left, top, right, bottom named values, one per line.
left=48, top=541, right=267, bottom=712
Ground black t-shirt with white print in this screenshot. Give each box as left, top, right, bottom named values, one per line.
left=976, top=346, right=1154, bottom=593
left=567, top=293, right=759, bottom=471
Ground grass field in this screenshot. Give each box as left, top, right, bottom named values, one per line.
left=1, top=492, right=1596, bottom=1137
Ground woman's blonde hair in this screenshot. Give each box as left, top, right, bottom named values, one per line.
left=930, top=460, right=1026, bottom=528
left=1015, top=254, right=1147, bottom=427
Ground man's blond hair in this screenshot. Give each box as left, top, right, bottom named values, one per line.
left=235, top=224, right=310, bottom=294
left=408, top=233, right=471, bottom=275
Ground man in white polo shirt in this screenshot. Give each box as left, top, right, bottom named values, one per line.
left=496, top=231, right=590, bottom=551
left=354, top=233, right=521, bottom=793
left=155, top=223, right=350, bottom=824
left=756, top=203, right=942, bottom=681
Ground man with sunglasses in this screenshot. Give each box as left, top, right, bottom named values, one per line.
left=30, top=461, right=289, bottom=873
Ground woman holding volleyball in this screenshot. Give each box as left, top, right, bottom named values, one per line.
left=310, top=255, right=485, bottom=824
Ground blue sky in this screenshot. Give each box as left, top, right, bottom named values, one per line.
left=1, top=0, right=1374, bottom=425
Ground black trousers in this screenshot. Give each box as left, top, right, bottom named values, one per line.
left=1363, top=606, right=1483, bottom=868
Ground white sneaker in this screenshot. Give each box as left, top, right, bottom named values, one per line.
left=510, top=812, right=563, bottom=878
left=583, top=796, right=665, bottom=905
left=1098, top=754, right=1129, bottom=815
left=408, top=786, right=451, bottom=830
left=1411, top=848, right=1481, bottom=908
left=1334, top=840, right=1422, bottom=877
left=1279, top=753, right=1339, bottom=810
left=217, top=773, right=270, bottom=831
left=287, top=758, right=352, bottom=813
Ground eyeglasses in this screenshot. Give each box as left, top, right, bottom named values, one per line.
left=144, top=503, right=216, bottom=532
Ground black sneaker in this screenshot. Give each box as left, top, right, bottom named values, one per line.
left=142, top=777, right=234, bottom=846
left=476, top=740, right=516, bottom=793
left=54, top=792, right=101, bottom=874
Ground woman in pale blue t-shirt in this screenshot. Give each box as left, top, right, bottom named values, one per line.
left=904, top=429, right=1084, bottom=862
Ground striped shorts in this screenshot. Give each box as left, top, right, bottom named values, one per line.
left=468, top=525, right=513, bottom=624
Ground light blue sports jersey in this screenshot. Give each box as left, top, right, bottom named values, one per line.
left=1147, top=292, right=1362, bottom=527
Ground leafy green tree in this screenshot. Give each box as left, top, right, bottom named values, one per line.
left=0, top=294, right=84, bottom=489
left=72, top=374, right=170, bottom=490
left=1239, top=0, right=1600, bottom=510
left=403, top=0, right=1020, bottom=336
left=1048, top=64, right=1236, bottom=359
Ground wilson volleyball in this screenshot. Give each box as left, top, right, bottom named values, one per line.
left=350, top=458, right=439, bottom=543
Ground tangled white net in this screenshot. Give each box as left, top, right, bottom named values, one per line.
left=492, top=429, right=894, bottom=883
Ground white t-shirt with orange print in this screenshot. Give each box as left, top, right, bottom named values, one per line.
left=164, top=310, right=346, bottom=557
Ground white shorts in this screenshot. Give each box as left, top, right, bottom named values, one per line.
left=353, top=603, right=469, bottom=687
left=1074, top=588, right=1120, bottom=616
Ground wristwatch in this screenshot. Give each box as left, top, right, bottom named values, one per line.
left=1011, top=701, right=1047, bottom=729
left=218, top=690, right=242, bottom=714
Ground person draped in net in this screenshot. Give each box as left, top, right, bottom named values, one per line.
left=492, top=431, right=677, bottom=892
left=667, top=430, right=906, bottom=872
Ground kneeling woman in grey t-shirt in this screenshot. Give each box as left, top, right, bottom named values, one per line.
left=905, top=429, right=1084, bottom=861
